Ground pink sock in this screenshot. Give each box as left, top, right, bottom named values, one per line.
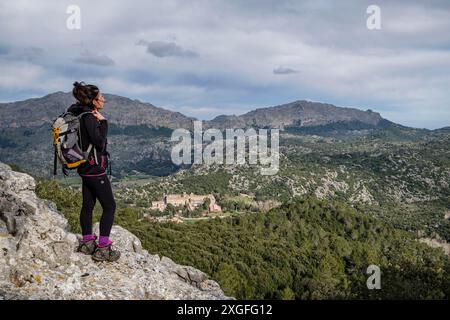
left=82, top=234, right=97, bottom=242
left=98, top=236, right=112, bottom=247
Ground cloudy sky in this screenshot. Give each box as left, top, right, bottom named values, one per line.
left=1, top=0, right=449, bottom=128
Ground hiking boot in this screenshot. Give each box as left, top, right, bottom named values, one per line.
left=92, top=245, right=121, bottom=262
left=77, top=240, right=97, bottom=255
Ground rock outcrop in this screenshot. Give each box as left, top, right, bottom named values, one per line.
left=0, top=162, right=230, bottom=300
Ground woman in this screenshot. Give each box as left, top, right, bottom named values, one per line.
left=68, top=81, right=120, bottom=262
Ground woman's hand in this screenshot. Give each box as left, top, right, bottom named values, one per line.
left=93, top=110, right=106, bottom=121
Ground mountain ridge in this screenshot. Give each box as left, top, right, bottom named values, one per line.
left=1, top=92, right=396, bottom=130
left=1, top=92, right=447, bottom=131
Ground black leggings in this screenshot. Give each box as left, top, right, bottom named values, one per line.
left=80, top=175, right=116, bottom=237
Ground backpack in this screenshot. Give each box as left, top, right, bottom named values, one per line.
left=52, top=111, right=94, bottom=175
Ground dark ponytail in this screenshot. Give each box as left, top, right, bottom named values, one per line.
left=72, top=81, right=100, bottom=108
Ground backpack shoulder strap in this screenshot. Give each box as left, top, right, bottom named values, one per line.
left=77, top=111, right=94, bottom=118
left=77, top=111, right=93, bottom=152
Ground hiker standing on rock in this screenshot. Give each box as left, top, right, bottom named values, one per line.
left=67, top=81, right=120, bottom=262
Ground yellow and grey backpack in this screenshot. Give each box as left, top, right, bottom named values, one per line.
left=52, top=111, right=93, bottom=175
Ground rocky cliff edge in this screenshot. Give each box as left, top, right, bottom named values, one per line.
left=0, top=162, right=230, bottom=300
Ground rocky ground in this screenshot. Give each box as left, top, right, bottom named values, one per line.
left=0, top=162, right=230, bottom=300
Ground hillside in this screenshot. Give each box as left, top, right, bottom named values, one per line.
left=114, top=128, right=450, bottom=242
left=33, top=167, right=450, bottom=299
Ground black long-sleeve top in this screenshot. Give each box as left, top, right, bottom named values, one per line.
left=67, top=103, right=109, bottom=176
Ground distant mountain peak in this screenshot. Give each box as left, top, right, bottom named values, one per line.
left=208, top=100, right=384, bottom=129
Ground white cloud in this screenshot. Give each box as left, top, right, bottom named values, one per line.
left=137, top=40, right=198, bottom=58
left=74, top=50, right=115, bottom=66
left=273, top=67, right=299, bottom=75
